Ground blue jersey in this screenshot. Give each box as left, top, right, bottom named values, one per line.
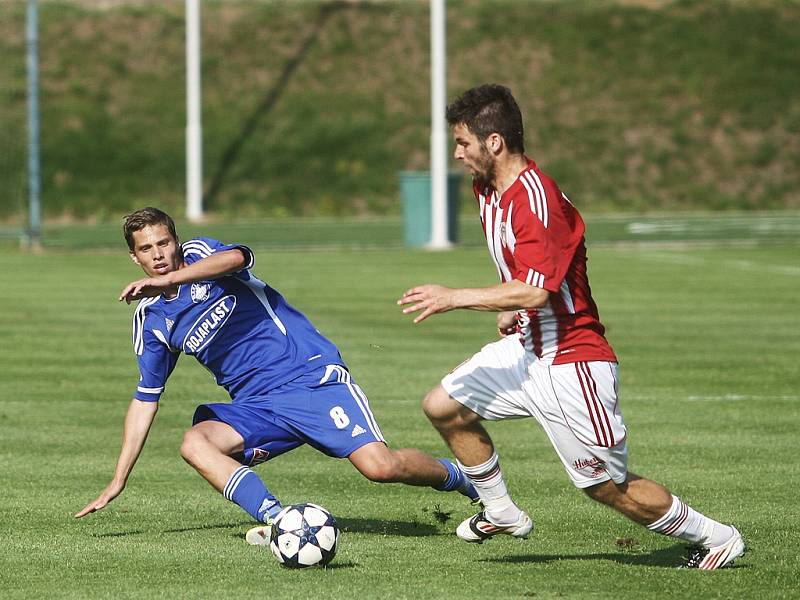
left=132, top=237, right=344, bottom=403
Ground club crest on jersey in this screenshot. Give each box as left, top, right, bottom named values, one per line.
left=499, top=222, right=507, bottom=246
left=190, top=282, right=211, bottom=303
left=183, top=295, right=236, bottom=353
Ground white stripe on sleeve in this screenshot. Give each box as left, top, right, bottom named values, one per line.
left=132, top=297, right=159, bottom=356
left=137, top=386, right=164, bottom=394
left=183, top=239, right=216, bottom=255
left=526, top=171, right=549, bottom=228
left=519, top=174, right=537, bottom=216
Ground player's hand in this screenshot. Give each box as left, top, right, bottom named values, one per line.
left=74, top=481, right=125, bottom=518
left=497, top=311, right=518, bottom=337
left=397, top=284, right=455, bottom=324
left=119, top=276, right=171, bottom=303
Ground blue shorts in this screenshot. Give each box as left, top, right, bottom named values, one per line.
left=192, top=364, right=386, bottom=466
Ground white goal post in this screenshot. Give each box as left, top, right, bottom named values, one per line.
left=183, top=0, right=450, bottom=240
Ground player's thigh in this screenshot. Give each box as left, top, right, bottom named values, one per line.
left=441, top=335, right=531, bottom=421
left=272, top=365, right=386, bottom=459
left=187, top=419, right=246, bottom=455
left=524, top=361, right=628, bottom=488
left=193, top=401, right=305, bottom=466
left=548, top=361, right=626, bottom=449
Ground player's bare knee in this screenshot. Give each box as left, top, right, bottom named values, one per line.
left=422, top=386, right=458, bottom=425
left=359, top=454, right=402, bottom=483
left=421, top=387, right=443, bottom=419
left=179, top=428, right=206, bottom=464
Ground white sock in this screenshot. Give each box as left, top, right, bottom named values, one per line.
left=457, top=452, right=522, bottom=525
left=647, top=495, right=734, bottom=547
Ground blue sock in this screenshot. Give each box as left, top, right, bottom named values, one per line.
left=434, top=458, right=463, bottom=491
left=223, top=466, right=282, bottom=523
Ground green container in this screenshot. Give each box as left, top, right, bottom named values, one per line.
left=398, top=171, right=462, bottom=247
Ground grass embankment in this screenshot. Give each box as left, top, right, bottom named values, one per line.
left=1, top=0, right=799, bottom=220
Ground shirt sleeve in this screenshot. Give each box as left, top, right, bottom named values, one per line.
left=181, top=237, right=255, bottom=270
left=509, top=196, right=562, bottom=294
left=133, top=311, right=179, bottom=402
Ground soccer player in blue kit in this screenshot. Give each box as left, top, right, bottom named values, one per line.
left=75, top=207, right=475, bottom=542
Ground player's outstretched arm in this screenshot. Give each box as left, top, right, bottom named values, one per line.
left=75, top=399, right=159, bottom=518
left=398, top=280, right=549, bottom=323
left=119, top=249, right=247, bottom=303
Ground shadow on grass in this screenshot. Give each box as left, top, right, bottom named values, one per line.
left=204, top=2, right=350, bottom=207
left=163, top=521, right=253, bottom=534
left=227, top=516, right=442, bottom=541
left=336, top=516, right=440, bottom=537
left=91, top=530, right=147, bottom=538
left=91, top=521, right=252, bottom=538
left=89, top=518, right=439, bottom=540
left=480, top=544, right=722, bottom=569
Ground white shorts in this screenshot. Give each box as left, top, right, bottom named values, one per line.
left=442, top=335, right=628, bottom=488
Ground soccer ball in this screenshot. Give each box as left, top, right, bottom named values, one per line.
left=269, top=503, right=340, bottom=568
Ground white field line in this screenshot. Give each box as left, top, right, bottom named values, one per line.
left=626, top=395, right=800, bottom=402
left=632, top=252, right=800, bottom=276
left=724, top=259, right=800, bottom=277
left=685, top=395, right=800, bottom=402
left=624, top=215, right=800, bottom=237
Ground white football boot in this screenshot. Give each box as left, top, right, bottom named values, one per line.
left=456, top=510, right=533, bottom=543
left=682, top=527, right=745, bottom=570
left=245, top=524, right=272, bottom=546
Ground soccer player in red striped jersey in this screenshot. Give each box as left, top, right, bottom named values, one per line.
left=398, top=84, right=744, bottom=570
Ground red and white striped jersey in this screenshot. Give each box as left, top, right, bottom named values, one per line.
left=474, top=158, right=617, bottom=365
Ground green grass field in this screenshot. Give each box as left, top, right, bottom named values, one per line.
left=1, top=216, right=799, bottom=598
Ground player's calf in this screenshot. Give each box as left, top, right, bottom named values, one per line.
left=583, top=475, right=672, bottom=525
left=349, top=444, right=478, bottom=500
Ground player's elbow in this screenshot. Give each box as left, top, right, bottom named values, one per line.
left=508, top=279, right=549, bottom=310
left=227, top=249, right=248, bottom=272
left=521, top=286, right=549, bottom=309
left=234, top=249, right=248, bottom=269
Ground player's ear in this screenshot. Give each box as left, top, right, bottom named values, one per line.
left=129, top=252, right=140, bottom=265
left=489, top=133, right=503, bottom=154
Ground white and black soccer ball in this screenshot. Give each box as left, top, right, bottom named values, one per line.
left=269, top=503, right=340, bottom=568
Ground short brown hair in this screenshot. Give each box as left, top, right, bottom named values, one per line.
left=123, top=207, right=179, bottom=251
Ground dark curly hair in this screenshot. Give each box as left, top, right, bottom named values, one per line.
left=446, top=84, right=525, bottom=154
